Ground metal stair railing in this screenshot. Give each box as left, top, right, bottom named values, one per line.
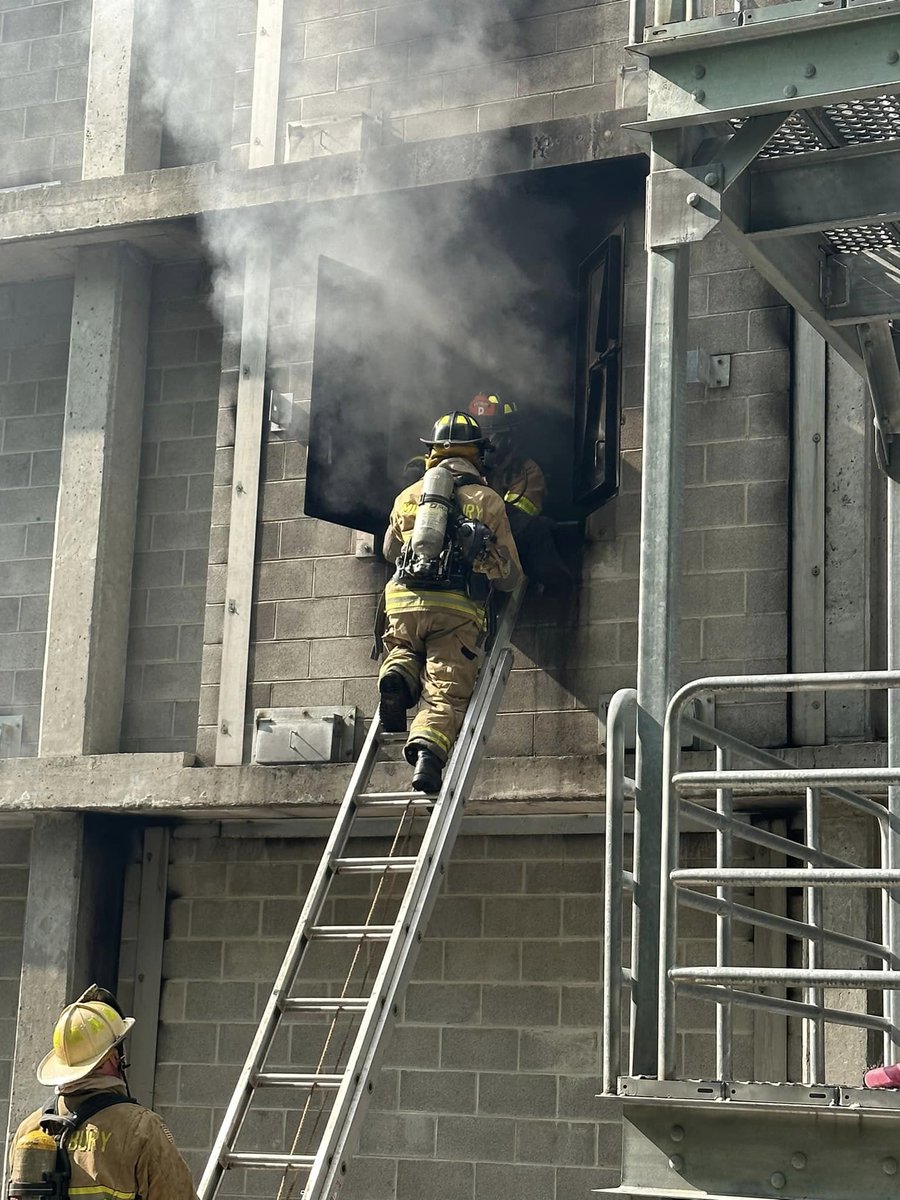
left=198, top=584, right=523, bottom=1200
left=602, top=673, right=900, bottom=1092
left=655, top=670, right=900, bottom=1085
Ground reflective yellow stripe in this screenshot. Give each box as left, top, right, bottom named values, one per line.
left=385, top=589, right=485, bottom=625
left=69, top=1188, right=136, bottom=1199
left=415, top=727, right=452, bottom=756
left=504, top=492, right=540, bottom=517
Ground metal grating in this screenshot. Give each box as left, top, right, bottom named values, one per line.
left=822, top=223, right=900, bottom=253
left=756, top=111, right=828, bottom=158
left=827, top=95, right=900, bottom=144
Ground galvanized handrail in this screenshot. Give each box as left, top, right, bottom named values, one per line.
left=657, top=671, right=900, bottom=1086
left=603, top=688, right=637, bottom=1093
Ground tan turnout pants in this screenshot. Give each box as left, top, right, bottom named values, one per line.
left=379, top=608, right=483, bottom=762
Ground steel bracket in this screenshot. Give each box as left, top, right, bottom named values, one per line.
left=648, top=167, right=722, bottom=247
left=686, top=348, right=731, bottom=388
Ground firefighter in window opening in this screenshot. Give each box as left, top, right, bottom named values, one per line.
left=7, top=986, right=197, bottom=1200
left=378, top=411, right=523, bottom=795
left=468, top=393, right=573, bottom=595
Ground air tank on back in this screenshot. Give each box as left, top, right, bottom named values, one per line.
left=410, top=465, right=455, bottom=560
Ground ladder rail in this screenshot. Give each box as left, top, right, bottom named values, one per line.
left=302, top=586, right=523, bottom=1200
left=197, top=716, right=384, bottom=1200
left=198, top=583, right=523, bottom=1200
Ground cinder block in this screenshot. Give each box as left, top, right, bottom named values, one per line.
left=313, top=554, right=385, bottom=597
left=0, top=528, right=28, bottom=563
left=372, top=74, right=443, bottom=117
left=396, top=1159, right=472, bottom=1200
left=177, top=1062, right=242, bottom=1105
left=517, top=48, right=592, bottom=96
left=341, top=1155, right=397, bottom=1200
left=190, top=898, right=260, bottom=939
left=519, top=1027, right=599, bottom=1073
left=280, top=517, right=352, bottom=558
left=148, top=585, right=206, bottom=632
left=275, top=595, right=349, bottom=640
left=399, top=1069, right=477, bottom=1115
left=156, top=1021, right=218, bottom=1064
left=436, top=1113, right=516, bottom=1162
left=445, top=860, right=522, bottom=895
left=521, top=940, right=599, bottom=984
left=442, top=64, right=516, bottom=109
left=359, top=1110, right=436, bottom=1157
left=155, top=1105, right=212, bottom=1153
left=746, top=479, right=788, bottom=524
left=306, top=11, right=375, bottom=57
left=441, top=1027, right=518, bottom=1071
left=746, top=568, right=787, bottom=613
left=748, top=393, right=789, bottom=440
left=708, top=268, right=782, bottom=314
left=704, top=524, right=787, bottom=572
left=404, top=982, right=481, bottom=1025
left=705, top=437, right=788, bottom=485
left=559, top=982, right=603, bottom=1024
left=532, top=710, right=600, bottom=757
left=703, top=612, right=787, bottom=660
left=479, top=1072, right=557, bottom=1118
left=338, top=41, right=407, bottom=88
left=481, top=984, right=559, bottom=1028
left=728, top=350, right=790, bottom=396
left=0, top=453, right=30, bottom=487
left=558, top=6, right=625, bottom=48
left=0, top=631, right=44, bottom=670
left=444, top=939, right=519, bottom=982
left=2, top=413, right=63, bottom=454
left=477, top=1162, right=557, bottom=1200
left=308, top=634, right=377, bottom=679
left=251, top=639, right=311, bottom=682
left=150, top=511, right=213, bottom=552
left=749, top=305, right=790, bottom=351
left=184, top=980, right=257, bottom=1023
left=405, top=106, right=477, bottom=141
left=227, top=862, right=298, bottom=896
left=524, top=861, right=599, bottom=896
left=478, top=93, right=553, bottom=131
left=23, top=98, right=84, bottom=138
left=483, top=897, right=560, bottom=939
left=384, top=1024, right=441, bottom=1069
left=1, top=4, right=63, bottom=42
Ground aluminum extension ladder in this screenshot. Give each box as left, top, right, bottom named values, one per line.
left=198, top=585, right=523, bottom=1200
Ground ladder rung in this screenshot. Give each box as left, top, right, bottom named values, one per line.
left=333, top=855, right=417, bottom=874
left=226, top=1152, right=315, bottom=1170
left=281, top=996, right=370, bottom=1013
left=308, top=924, right=393, bottom=941
left=253, top=1071, right=343, bottom=1089
left=358, top=791, right=437, bottom=804
left=377, top=730, right=409, bottom=744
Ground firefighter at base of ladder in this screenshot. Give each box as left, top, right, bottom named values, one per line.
left=7, top=986, right=197, bottom=1200
left=379, top=411, right=523, bottom=794
left=468, top=392, right=573, bottom=595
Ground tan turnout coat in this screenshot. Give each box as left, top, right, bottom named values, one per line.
left=10, top=1076, right=197, bottom=1200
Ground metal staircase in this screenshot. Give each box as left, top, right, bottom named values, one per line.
left=602, top=672, right=900, bottom=1200
left=198, top=586, right=522, bottom=1200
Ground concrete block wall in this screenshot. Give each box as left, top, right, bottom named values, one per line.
left=0, top=826, right=30, bottom=1136
left=0, top=278, right=72, bottom=759
left=0, top=0, right=91, bottom=188
left=229, top=0, right=629, bottom=168
left=192, top=215, right=791, bottom=763
left=152, top=827, right=742, bottom=1198
left=121, top=263, right=221, bottom=754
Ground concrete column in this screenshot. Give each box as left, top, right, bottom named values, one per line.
left=790, top=316, right=826, bottom=745
left=5, top=815, right=127, bottom=1147
left=825, top=348, right=873, bottom=740
left=40, top=243, right=151, bottom=757
left=83, top=0, right=161, bottom=179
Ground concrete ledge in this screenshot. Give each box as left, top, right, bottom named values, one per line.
left=0, top=752, right=606, bottom=817
left=0, top=109, right=643, bottom=250
left=0, top=741, right=890, bottom=818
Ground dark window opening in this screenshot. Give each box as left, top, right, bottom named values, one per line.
left=574, top=230, right=625, bottom=511
left=304, top=160, right=644, bottom=540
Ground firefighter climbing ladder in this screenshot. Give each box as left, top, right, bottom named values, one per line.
left=198, top=584, right=523, bottom=1200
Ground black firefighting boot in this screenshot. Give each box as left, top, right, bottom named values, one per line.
left=405, top=744, right=443, bottom=794
left=378, top=672, right=413, bottom=733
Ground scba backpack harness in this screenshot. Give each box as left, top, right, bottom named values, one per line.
left=7, top=1094, right=137, bottom=1200
left=394, top=464, right=494, bottom=594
